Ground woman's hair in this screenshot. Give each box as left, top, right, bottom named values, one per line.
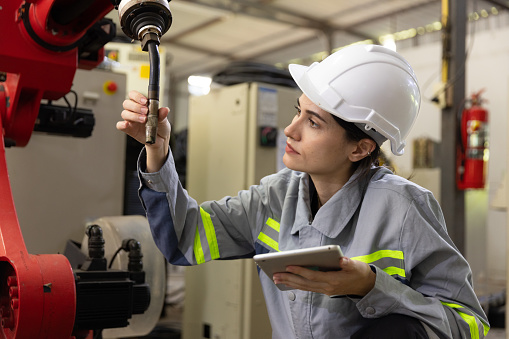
left=331, top=115, right=381, bottom=177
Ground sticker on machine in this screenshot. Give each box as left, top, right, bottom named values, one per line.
left=257, top=87, right=278, bottom=128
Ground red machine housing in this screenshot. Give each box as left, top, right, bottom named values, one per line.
left=0, top=0, right=114, bottom=338
left=1, top=0, right=114, bottom=146
left=456, top=91, right=489, bottom=190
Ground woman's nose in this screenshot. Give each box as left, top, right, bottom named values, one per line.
left=284, top=116, right=300, bottom=140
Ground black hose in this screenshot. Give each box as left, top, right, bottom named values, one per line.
left=147, top=41, right=160, bottom=99
left=108, top=246, right=124, bottom=269
left=145, top=40, right=160, bottom=144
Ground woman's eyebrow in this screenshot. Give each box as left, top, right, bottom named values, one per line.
left=296, top=98, right=327, bottom=123
left=306, top=110, right=327, bottom=123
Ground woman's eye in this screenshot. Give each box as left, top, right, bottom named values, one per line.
left=294, top=105, right=301, bottom=116
left=309, top=119, right=318, bottom=128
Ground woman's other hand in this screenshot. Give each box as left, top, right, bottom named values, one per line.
left=272, top=257, right=376, bottom=297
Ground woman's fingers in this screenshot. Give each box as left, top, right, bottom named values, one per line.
left=123, top=98, right=148, bottom=115
left=118, top=90, right=171, bottom=147
left=115, top=120, right=130, bottom=131
left=121, top=108, right=146, bottom=123
left=122, top=98, right=168, bottom=124
left=158, top=106, right=170, bottom=122
left=128, top=90, right=148, bottom=105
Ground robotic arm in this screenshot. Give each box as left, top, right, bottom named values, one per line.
left=0, top=1, right=171, bottom=338
left=0, top=0, right=171, bottom=146
left=0, top=0, right=115, bottom=147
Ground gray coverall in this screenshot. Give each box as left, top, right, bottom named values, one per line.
left=138, top=148, right=489, bottom=339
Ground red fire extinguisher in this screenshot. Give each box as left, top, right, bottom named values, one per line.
left=456, top=90, right=488, bottom=190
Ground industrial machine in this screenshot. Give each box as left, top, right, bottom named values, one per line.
left=0, top=0, right=172, bottom=337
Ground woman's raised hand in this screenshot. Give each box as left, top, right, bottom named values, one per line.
left=117, top=90, right=171, bottom=172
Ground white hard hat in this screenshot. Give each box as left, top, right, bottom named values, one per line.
left=289, top=44, right=421, bottom=156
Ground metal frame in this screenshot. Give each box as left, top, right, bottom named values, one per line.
left=440, top=0, right=467, bottom=253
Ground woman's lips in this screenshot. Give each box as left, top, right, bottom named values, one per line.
left=285, top=143, right=299, bottom=154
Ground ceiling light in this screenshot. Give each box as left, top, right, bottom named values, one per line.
left=381, top=35, right=396, bottom=51
left=188, top=75, right=212, bottom=96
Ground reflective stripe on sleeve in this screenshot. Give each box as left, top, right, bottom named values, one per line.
left=266, top=217, right=280, bottom=232
left=193, top=207, right=220, bottom=264
left=200, top=207, right=220, bottom=260
left=258, top=233, right=279, bottom=252
left=193, top=225, right=205, bottom=264
left=352, top=249, right=404, bottom=262
left=351, top=250, right=405, bottom=278
left=382, top=266, right=406, bottom=277
left=257, top=218, right=280, bottom=252
left=441, top=302, right=490, bottom=338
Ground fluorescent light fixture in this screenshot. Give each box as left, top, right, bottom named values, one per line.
left=381, top=35, right=396, bottom=51
left=188, top=75, right=212, bottom=96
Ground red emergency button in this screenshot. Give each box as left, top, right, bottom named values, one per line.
left=103, top=80, right=118, bottom=95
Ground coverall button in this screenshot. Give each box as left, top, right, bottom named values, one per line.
left=147, top=180, right=153, bottom=184
left=287, top=292, right=296, bottom=301
left=366, top=306, right=376, bottom=315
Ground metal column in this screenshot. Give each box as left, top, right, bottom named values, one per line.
left=440, top=0, right=467, bottom=253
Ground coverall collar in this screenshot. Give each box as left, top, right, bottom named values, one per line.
left=291, top=167, right=375, bottom=238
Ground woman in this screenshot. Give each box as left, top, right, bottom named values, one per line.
left=117, top=45, right=489, bottom=338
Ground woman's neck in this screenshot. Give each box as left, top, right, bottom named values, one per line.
left=310, top=167, right=354, bottom=206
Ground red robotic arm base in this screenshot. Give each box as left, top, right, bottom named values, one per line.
left=0, top=117, right=77, bottom=339
left=0, top=257, right=76, bottom=339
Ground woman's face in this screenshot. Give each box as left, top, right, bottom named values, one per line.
left=283, top=94, right=356, bottom=178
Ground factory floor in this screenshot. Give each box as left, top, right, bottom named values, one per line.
left=120, top=305, right=182, bottom=339
left=154, top=304, right=183, bottom=338
left=476, top=279, right=506, bottom=338
left=489, top=328, right=505, bottom=338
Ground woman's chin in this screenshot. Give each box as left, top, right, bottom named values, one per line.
left=282, top=156, right=302, bottom=172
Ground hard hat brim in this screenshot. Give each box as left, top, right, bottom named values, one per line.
left=289, top=63, right=340, bottom=117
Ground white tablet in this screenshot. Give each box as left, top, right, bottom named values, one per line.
left=253, top=245, right=343, bottom=291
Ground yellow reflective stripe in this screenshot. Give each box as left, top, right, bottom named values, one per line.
left=484, top=322, right=491, bottom=336
left=351, top=250, right=405, bottom=278
left=351, top=250, right=404, bottom=263
left=459, top=313, right=480, bottom=339
left=193, top=226, right=205, bottom=264
left=200, top=207, right=220, bottom=260
left=258, top=233, right=279, bottom=252
left=266, top=218, right=280, bottom=232
left=441, top=302, right=490, bottom=338
left=382, top=267, right=406, bottom=277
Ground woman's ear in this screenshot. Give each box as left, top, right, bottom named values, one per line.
left=349, top=139, right=376, bottom=162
